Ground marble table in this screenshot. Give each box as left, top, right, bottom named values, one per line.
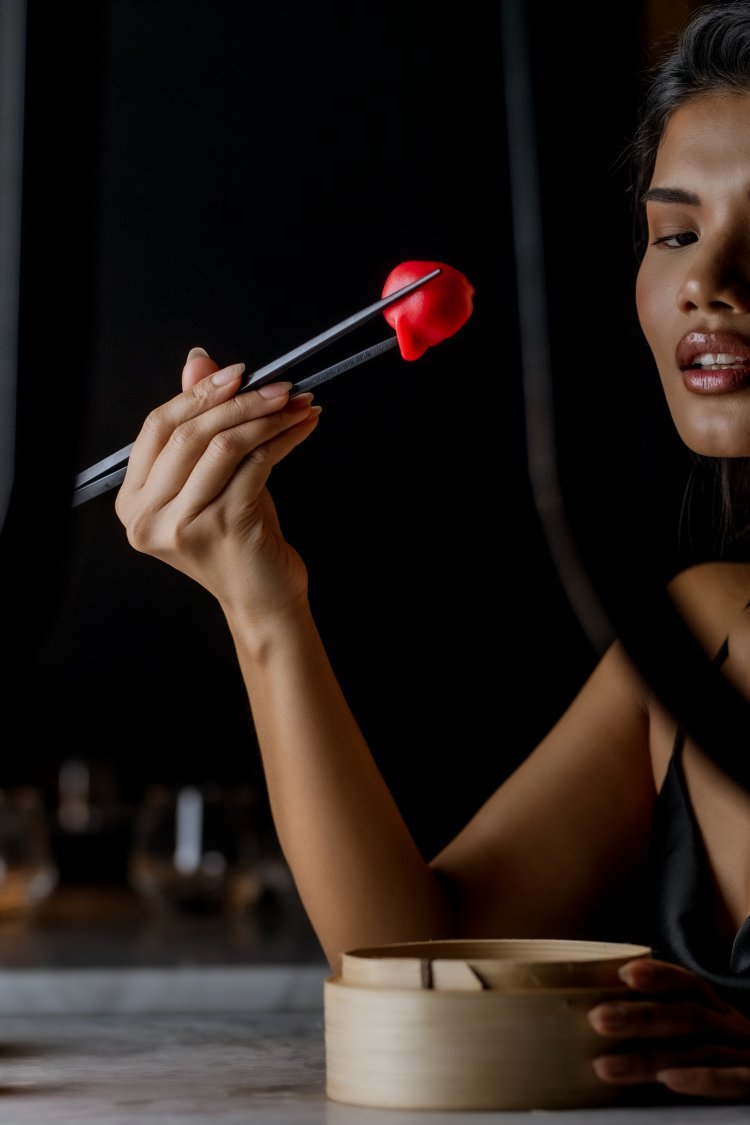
left=0, top=1005, right=747, bottom=1125
left=0, top=888, right=746, bottom=1122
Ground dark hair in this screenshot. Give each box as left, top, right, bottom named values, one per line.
left=631, top=1, right=750, bottom=257
left=631, top=2, right=750, bottom=558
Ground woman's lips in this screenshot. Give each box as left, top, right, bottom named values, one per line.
left=681, top=363, right=750, bottom=394
left=676, top=332, right=750, bottom=394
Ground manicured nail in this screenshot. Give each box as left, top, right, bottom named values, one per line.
left=287, top=392, right=314, bottom=407
left=593, top=1054, right=633, bottom=1080
left=186, top=346, right=209, bottom=361
left=211, top=362, right=245, bottom=386
left=589, top=1003, right=629, bottom=1032
left=256, top=381, right=293, bottom=399
left=656, top=1069, right=692, bottom=1091
left=617, top=960, right=653, bottom=987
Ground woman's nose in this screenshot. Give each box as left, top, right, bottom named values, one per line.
left=677, top=238, right=750, bottom=314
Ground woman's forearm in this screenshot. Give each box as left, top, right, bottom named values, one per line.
left=225, top=599, right=454, bottom=971
left=113, top=359, right=454, bottom=969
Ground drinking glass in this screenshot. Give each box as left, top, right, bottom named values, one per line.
left=0, top=787, right=58, bottom=918
left=128, top=783, right=265, bottom=916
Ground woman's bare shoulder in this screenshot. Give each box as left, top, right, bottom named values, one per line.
left=666, top=560, right=750, bottom=652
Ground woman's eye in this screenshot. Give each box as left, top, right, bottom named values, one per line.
left=651, top=230, right=698, bottom=249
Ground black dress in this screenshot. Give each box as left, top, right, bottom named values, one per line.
left=649, top=638, right=750, bottom=1015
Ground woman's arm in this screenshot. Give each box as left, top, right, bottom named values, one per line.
left=116, top=349, right=656, bottom=970
left=429, top=639, right=657, bottom=937
left=226, top=597, right=454, bottom=964
left=115, top=349, right=452, bottom=966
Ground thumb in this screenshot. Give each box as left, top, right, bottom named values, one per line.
left=182, top=345, right=219, bottom=390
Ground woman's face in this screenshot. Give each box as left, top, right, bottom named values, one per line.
left=636, top=90, right=750, bottom=457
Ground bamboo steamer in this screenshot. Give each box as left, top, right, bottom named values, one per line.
left=325, top=938, right=651, bottom=1111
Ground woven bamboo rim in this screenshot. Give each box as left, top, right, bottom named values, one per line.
left=325, top=938, right=652, bottom=1111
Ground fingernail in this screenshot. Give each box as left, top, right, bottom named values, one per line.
left=186, top=346, right=209, bottom=361
left=211, top=362, right=245, bottom=386
left=287, top=392, right=314, bottom=408
left=590, top=1003, right=629, bottom=1032
left=618, top=961, right=651, bottom=987
left=656, top=1068, right=692, bottom=1091
left=256, top=381, right=293, bottom=399
left=593, top=1054, right=633, bottom=1079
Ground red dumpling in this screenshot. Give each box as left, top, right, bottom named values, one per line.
left=381, top=260, right=475, bottom=361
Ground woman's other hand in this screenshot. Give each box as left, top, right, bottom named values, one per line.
left=589, top=957, right=750, bottom=1100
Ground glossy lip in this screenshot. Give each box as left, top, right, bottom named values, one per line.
left=676, top=331, right=750, bottom=395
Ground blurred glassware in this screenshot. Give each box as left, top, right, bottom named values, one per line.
left=0, top=787, right=58, bottom=919
left=52, top=755, right=133, bottom=885
left=57, top=757, right=96, bottom=833
left=128, top=783, right=265, bottom=916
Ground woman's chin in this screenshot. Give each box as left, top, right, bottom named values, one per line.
left=671, top=412, right=750, bottom=460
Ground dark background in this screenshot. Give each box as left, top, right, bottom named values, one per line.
left=1, top=1, right=701, bottom=884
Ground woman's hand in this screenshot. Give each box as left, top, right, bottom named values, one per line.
left=589, top=956, right=750, bottom=1101
left=115, top=347, right=321, bottom=620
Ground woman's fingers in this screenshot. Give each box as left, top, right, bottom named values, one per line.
left=588, top=996, right=748, bottom=1040
left=589, top=961, right=750, bottom=1045
left=119, top=365, right=296, bottom=502
left=593, top=1047, right=750, bottom=1097
left=117, top=386, right=320, bottom=547
left=617, top=957, right=732, bottom=1008
left=114, top=350, right=322, bottom=600
left=656, top=1064, right=750, bottom=1099
left=588, top=957, right=750, bottom=1099
left=121, top=361, right=246, bottom=494
left=182, top=345, right=219, bottom=390
left=169, top=393, right=320, bottom=520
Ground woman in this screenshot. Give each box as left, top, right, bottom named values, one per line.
left=115, top=3, right=750, bottom=1100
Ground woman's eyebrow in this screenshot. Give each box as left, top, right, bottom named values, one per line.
left=642, top=186, right=700, bottom=205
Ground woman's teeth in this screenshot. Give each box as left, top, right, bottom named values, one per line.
left=694, top=353, right=746, bottom=368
